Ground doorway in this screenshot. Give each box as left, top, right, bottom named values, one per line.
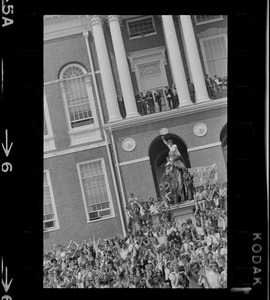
left=149, top=134, right=191, bottom=198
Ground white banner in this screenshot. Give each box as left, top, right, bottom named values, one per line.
left=188, top=163, right=218, bottom=187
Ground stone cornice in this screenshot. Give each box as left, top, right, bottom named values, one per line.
left=104, top=98, right=227, bottom=131
left=44, top=15, right=145, bottom=41
left=44, top=15, right=85, bottom=41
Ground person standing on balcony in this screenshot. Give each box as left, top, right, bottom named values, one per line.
left=213, top=74, right=223, bottom=95
left=139, top=92, right=147, bottom=115
left=164, top=86, right=173, bottom=109
left=134, top=90, right=142, bottom=115
left=187, top=79, right=196, bottom=104
left=205, top=74, right=215, bottom=99
left=171, top=83, right=179, bottom=108
left=117, top=94, right=126, bottom=118
left=146, top=91, right=155, bottom=114
left=154, top=89, right=163, bottom=112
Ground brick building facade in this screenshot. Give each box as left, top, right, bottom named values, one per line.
left=44, top=15, right=227, bottom=250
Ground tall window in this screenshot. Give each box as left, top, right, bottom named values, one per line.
left=44, top=170, right=59, bottom=231
left=78, top=159, right=114, bottom=222
left=44, top=91, right=56, bottom=151
left=127, top=16, right=156, bottom=39
left=44, top=113, right=48, bottom=136
left=61, top=64, right=94, bottom=129
left=194, top=15, right=223, bottom=25
left=200, top=34, right=227, bottom=78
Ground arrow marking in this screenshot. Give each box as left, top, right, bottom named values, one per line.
left=1, top=258, right=13, bottom=293
left=1, top=129, right=13, bottom=157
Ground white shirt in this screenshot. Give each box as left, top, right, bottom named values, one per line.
left=157, top=235, right=167, bottom=246
left=169, top=272, right=181, bottom=288
left=204, top=268, right=221, bottom=288
left=196, top=226, right=205, bottom=236
left=150, top=204, right=158, bottom=214
left=168, top=144, right=181, bottom=157
left=119, top=249, right=129, bottom=260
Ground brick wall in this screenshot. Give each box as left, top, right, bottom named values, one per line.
left=122, top=16, right=166, bottom=53
left=120, top=159, right=157, bottom=204
left=43, top=147, right=123, bottom=250
left=112, top=107, right=227, bottom=202
left=188, top=145, right=227, bottom=184
left=113, top=106, right=227, bottom=163
left=44, top=34, right=91, bottom=82
left=44, top=83, right=71, bottom=151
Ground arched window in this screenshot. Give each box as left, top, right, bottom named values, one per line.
left=59, top=63, right=101, bottom=145
left=60, top=64, right=94, bottom=128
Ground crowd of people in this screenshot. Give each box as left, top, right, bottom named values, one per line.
left=43, top=181, right=227, bottom=288
left=205, top=74, right=227, bottom=100
left=43, top=133, right=227, bottom=289
left=117, top=74, right=227, bottom=118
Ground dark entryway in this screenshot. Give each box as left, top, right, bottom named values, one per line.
left=149, top=134, right=191, bottom=199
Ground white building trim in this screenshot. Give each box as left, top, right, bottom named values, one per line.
left=127, top=46, right=167, bottom=72
left=44, top=15, right=84, bottom=41
left=44, top=91, right=56, bottom=152
left=187, top=142, right=222, bottom=153
left=44, top=15, right=143, bottom=41
left=105, top=97, right=227, bottom=131
left=117, top=156, right=150, bottom=167
left=44, top=71, right=101, bottom=86
left=44, top=141, right=107, bottom=159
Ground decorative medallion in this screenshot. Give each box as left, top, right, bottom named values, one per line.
left=193, top=123, right=207, bottom=137
left=159, top=128, right=168, bottom=135
left=122, top=138, right=136, bottom=152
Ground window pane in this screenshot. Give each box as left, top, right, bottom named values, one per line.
left=79, top=161, right=111, bottom=221
left=62, top=66, right=93, bottom=128
left=195, top=15, right=222, bottom=24
left=202, top=35, right=227, bottom=78
left=128, top=17, right=155, bottom=38
left=43, top=172, right=57, bottom=231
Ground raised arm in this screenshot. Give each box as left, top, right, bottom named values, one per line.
left=161, top=135, right=169, bottom=148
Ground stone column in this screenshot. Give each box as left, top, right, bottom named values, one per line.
left=107, top=15, right=140, bottom=118
left=88, top=15, right=122, bottom=122
left=161, top=15, right=193, bottom=107
left=179, top=15, right=210, bottom=103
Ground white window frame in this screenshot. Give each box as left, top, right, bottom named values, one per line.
left=126, top=15, right=157, bottom=40
left=77, top=158, right=115, bottom=224
left=199, top=33, right=227, bottom=78
left=59, top=63, right=101, bottom=146
left=194, top=15, right=223, bottom=26
left=44, top=170, right=60, bottom=232
left=44, top=91, right=56, bottom=152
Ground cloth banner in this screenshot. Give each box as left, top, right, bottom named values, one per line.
left=188, top=163, right=218, bottom=187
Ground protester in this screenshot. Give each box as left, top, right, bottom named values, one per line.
left=171, top=83, right=179, bottom=108
left=164, top=86, right=173, bottom=110
left=205, top=74, right=215, bottom=99
left=117, top=94, right=126, bottom=118
left=154, top=89, right=163, bottom=112
left=44, top=149, right=227, bottom=289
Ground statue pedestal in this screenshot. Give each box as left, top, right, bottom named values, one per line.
left=170, top=200, right=195, bottom=227
left=158, top=200, right=196, bottom=227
